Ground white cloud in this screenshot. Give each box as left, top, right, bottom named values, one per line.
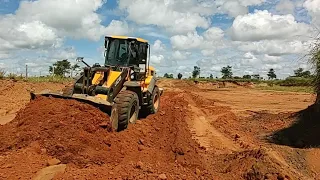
left=171, top=27, right=226, bottom=52
left=14, top=0, right=112, bottom=41
left=304, top=0, right=320, bottom=27
left=236, top=39, right=313, bottom=56
left=243, top=52, right=256, bottom=59
left=201, top=49, right=215, bottom=56
left=170, top=32, right=203, bottom=50
left=222, top=1, right=248, bottom=17
left=172, top=51, right=187, bottom=60
left=241, top=52, right=260, bottom=65
left=262, top=54, right=282, bottom=64
left=152, top=40, right=166, bottom=53
left=150, top=54, right=164, bottom=64
left=230, top=10, right=313, bottom=41
left=0, top=17, right=62, bottom=51
left=203, top=27, right=224, bottom=40
left=276, top=0, right=295, bottom=15
left=262, top=64, right=283, bottom=70
left=0, top=0, right=130, bottom=55
left=239, top=0, right=266, bottom=6
left=104, top=20, right=131, bottom=37
left=118, top=0, right=210, bottom=34
left=0, top=53, right=10, bottom=59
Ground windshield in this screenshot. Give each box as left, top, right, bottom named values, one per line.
left=105, top=39, right=128, bottom=66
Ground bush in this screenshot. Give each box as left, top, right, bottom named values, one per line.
left=7, top=73, right=17, bottom=80
left=0, top=69, right=5, bottom=79
left=277, top=77, right=313, bottom=86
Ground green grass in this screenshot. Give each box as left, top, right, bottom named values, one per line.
left=256, top=85, right=314, bottom=93
left=0, top=69, right=5, bottom=79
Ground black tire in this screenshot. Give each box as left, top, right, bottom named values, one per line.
left=110, top=90, right=139, bottom=131
left=145, top=86, right=160, bottom=114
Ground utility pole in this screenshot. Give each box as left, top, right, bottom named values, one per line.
left=25, top=65, right=28, bottom=79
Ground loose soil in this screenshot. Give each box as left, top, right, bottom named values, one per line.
left=0, top=96, right=112, bottom=166
left=0, top=79, right=319, bottom=180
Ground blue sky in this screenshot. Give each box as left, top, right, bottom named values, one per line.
left=0, top=0, right=319, bottom=79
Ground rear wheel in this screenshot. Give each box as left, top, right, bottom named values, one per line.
left=109, top=90, right=139, bottom=131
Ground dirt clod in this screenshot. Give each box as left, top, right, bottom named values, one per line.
left=136, top=161, right=144, bottom=169
left=47, top=158, right=61, bottom=166
left=158, top=173, right=167, bottom=179
left=195, top=168, right=201, bottom=175
left=33, top=164, right=67, bottom=180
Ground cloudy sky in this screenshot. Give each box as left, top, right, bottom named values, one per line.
left=0, top=0, right=320, bottom=78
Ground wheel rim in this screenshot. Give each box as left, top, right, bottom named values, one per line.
left=153, top=93, right=159, bottom=110
left=129, top=101, right=138, bottom=123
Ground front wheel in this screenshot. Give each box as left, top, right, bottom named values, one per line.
left=109, top=90, right=139, bottom=132
left=146, top=86, right=160, bottom=114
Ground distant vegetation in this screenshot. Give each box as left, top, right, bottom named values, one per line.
left=0, top=59, right=78, bottom=83
left=163, top=65, right=317, bottom=93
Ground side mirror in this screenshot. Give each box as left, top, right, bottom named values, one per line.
left=76, top=57, right=84, bottom=62
left=75, top=57, right=90, bottom=67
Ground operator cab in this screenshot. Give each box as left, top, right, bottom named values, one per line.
left=104, top=36, right=149, bottom=80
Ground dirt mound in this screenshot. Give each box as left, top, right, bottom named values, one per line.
left=0, top=96, right=112, bottom=166
left=0, top=92, right=215, bottom=179
left=55, top=92, right=214, bottom=179
left=208, top=148, right=292, bottom=180
left=270, top=104, right=320, bottom=148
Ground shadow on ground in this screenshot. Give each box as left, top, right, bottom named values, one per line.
left=269, top=104, right=320, bottom=148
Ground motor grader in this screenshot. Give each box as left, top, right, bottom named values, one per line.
left=31, top=35, right=163, bottom=131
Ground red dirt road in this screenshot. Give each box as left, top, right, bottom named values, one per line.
left=0, top=79, right=319, bottom=180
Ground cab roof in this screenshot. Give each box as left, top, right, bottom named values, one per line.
left=105, top=35, right=148, bottom=43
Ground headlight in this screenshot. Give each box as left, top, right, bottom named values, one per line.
left=131, top=74, right=135, bottom=79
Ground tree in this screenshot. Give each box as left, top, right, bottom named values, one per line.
left=192, top=66, right=200, bottom=78
left=49, top=59, right=71, bottom=77
left=294, top=68, right=311, bottom=78
left=267, top=68, right=277, bottom=80
left=177, top=73, right=183, bottom=79
left=243, top=75, right=251, bottom=79
left=302, top=70, right=311, bottom=78
left=252, top=74, right=261, bottom=80
left=209, top=74, right=213, bottom=79
left=164, top=73, right=173, bottom=78
left=294, top=68, right=304, bottom=77
left=221, top=66, right=233, bottom=79
left=309, top=39, right=320, bottom=104
left=71, top=64, right=81, bottom=77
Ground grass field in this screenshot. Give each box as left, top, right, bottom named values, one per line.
left=256, top=85, right=314, bottom=93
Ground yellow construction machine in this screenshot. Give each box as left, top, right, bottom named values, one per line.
left=31, top=36, right=163, bottom=131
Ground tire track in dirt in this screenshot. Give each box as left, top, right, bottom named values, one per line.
left=183, top=93, right=241, bottom=154
left=171, top=82, right=314, bottom=180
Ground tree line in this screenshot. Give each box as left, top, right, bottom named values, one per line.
left=164, top=66, right=312, bottom=80
left=50, top=59, right=313, bottom=81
